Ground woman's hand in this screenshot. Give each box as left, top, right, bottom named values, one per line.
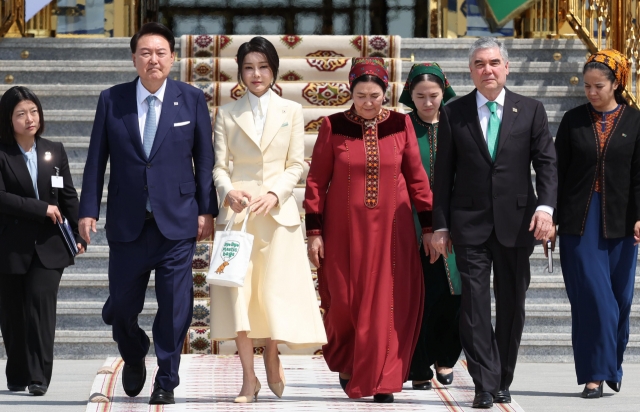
left=46, top=205, right=62, bottom=224
left=226, top=190, right=252, bottom=213
left=250, top=192, right=279, bottom=216
left=634, top=221, right=640, bottom=245
left=422, top=232, right=441, bottom=264
left=77, top=244, right=85, bottom=255
left=307, top=235, right=324, bottom=268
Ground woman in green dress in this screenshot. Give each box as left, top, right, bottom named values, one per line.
left=400, top=63, right=462, bottom=390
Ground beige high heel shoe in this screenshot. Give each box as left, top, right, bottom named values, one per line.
left=234, top=378, right=261, bottom=403
left=267, top=360, right=286, bottom=398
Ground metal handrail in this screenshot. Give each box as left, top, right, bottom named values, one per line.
left=565, top=0, right=638, bottom=107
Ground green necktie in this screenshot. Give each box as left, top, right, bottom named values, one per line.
left=486, top=101, right=500, bottom=161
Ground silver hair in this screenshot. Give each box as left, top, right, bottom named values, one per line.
left=468, top=37, right=509, bottom=65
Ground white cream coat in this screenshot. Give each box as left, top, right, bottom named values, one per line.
left=213, top=92, right=304, bottom=227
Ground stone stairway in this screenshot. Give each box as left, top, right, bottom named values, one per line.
left=0, top=36, right=637, bottom=362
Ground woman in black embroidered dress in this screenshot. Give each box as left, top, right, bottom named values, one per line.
left=550, top=49, right=640, bottom=398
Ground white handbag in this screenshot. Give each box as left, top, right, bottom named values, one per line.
left=206, top=211, right=254, bottom=287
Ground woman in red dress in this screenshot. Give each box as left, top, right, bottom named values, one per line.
left=304, top=58, right=434, bottom=403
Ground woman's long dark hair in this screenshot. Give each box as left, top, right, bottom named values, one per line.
left=0, top=86, right=45, bottom=145
left=236, top=36, right=280, bottom=88
left=582, top=61, right=628, bottom=105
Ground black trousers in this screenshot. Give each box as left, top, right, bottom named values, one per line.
left=409, top=248, right=462, bottom=381
left=0, top=254, right=63, bottom=387
left=455, top=231, right=532, bottom=395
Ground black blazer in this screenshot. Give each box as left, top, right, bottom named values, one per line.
left=556, top=104, right=640, bottom=238
left=0, top=137, right=85, bottom=274
left=433, top=88, right=558, bottom=248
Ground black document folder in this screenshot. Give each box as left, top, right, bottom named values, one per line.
left=58, top=217, right=79, bottom=257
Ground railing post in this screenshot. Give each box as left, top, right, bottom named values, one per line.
left=2, top=0, right=26, bottom=37
left=611, top=0, right=625, bottom=52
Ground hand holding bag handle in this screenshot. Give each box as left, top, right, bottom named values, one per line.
left=207, top=210, right=254, bottom=287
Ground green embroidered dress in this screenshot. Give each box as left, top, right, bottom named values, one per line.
left=410, top=111, right=461, bottom=295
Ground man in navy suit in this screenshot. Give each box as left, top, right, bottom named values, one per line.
left=79, top=23, right=217, bottom=405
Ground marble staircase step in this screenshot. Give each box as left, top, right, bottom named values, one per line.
left=403, top=38, right=589, bottom=62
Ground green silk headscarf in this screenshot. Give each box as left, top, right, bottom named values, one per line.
left=399, top=62, right=456, bottom=111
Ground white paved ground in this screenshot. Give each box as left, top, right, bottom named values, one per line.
left=0, top=359, right=639, bottom=411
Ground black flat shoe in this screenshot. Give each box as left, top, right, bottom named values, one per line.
left=7, top=384, right=26, bottom=392
left=412, top=380, right=432, bottom=390
left=494, top=388, right=511, bottom=403
left=28, top=383, right=47, bottom=396
left=122, top=358, right=146, bottom=397
left=581, top=381, right=603, bottom=399
left=339, top=377, right=350, bottom=394
left=149, top=382, right=175, bottom=405
left=472, top=391, right=493, bottom=408
left=436, top=371, right=454, bottom=385
left=373, top=393, right=394, bottom=403
left=605, top=380, right=621, bottom=393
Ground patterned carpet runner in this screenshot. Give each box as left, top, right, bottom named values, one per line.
left=180, top=35, right=401, bottom=58
left=85, top=356, right=525, bottom=411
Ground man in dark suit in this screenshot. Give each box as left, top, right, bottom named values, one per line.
left=432, top=37, right=557, bottom=408
left=79, top=23, right=217, bottom=405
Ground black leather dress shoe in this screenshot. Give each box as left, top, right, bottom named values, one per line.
left=605, top=380, right=621, bottom=392
left=373, top=393, right=394, bottom=403
left=149, top=382, right=175, bottom=405
left=412, top=380, right=433, bottom=390
left=436, top=371, right=454, bottom=385
left=122, top=358, right=146, bottom=397
left=494, top=388, right=511, bottom=403
left=339, top=377, right=350, bottom=394
left=7, top=384, right=26, bottom=392
left=28, top=383, right=47, bottom=396
left=581, top=382, right=603, bottom=399
left=472, top=391, right=493, bottom=409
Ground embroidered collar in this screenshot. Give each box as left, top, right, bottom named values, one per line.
left=410, top=111, right=438, bottom=129
left=344, top=106, right=390, bottom=128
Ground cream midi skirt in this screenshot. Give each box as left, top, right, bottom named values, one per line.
left=210, top=212, right=327, bottom=349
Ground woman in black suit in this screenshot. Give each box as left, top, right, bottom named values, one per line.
left=0, top=86, right=86, bottom=396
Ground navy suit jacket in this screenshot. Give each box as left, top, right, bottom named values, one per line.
left=79, top=78, right=218, bottom=242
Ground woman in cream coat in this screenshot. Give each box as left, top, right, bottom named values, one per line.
left=210, top=36, right=327, bottom=403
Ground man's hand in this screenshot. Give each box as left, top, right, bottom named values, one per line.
left=79, top=217, right=97, bottom=245
left=250, top=192, right=279, bottom=216
left=529, top=210, right=553, bottom=241
left=46, top=205, right=62, bottom=224
left=432, top=231, right=453, bottom=258
left=543, top=225, right=556, bottom=257
left=77, top=244, right=86, bottom=255
left=197, top=214, right=214, bottom=241
left=634, top=221, right=640, bottom=245
left=307, top=235, right=324, bottom=268
left=422, top=232, right=441, bottom=264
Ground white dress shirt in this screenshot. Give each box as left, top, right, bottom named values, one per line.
left=436, top=89, right=553, bottom=232
left=247, top=89, right=271, bottom=145
left=476, top=88, right=505, bottom=142
left=136, top=78, right=167, bottom=144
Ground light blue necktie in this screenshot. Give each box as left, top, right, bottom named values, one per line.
left=23, top=146, right=39, bottom=199
left=143, top=95, right=157, bottom=211
left=486, top=101, right=501, bottom=161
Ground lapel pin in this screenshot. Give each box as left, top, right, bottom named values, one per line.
left=513, top=108, right=518, bottom=112
left=174, top=102, right=179, bottom=106
left=623, top=133, right=627, bottom=137
left=44, top=152, right=52, bottom=161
